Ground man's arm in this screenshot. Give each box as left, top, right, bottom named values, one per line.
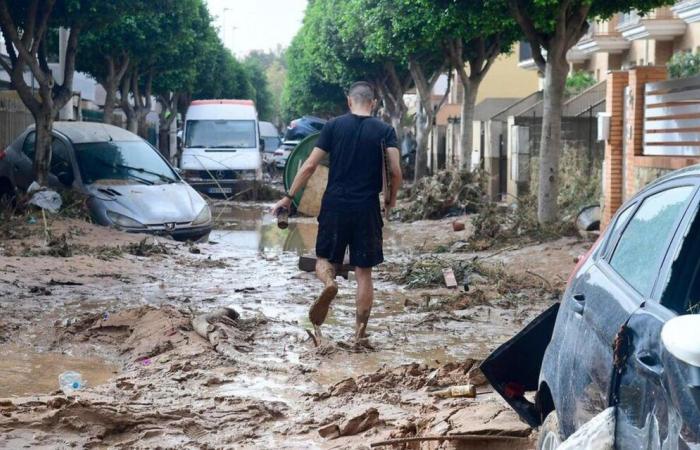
left=271, top=147, right=327, bottom=213
left=386, top=146, right=402, bottom=210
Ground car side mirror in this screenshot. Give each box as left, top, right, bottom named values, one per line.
left=57, top=171, right=74, bottom=187
left=259, top=138, right=265, bottom=152
left=662, top=315, right=700, bottom=367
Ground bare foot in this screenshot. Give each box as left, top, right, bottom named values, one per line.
left=308, top=282, right=338, bottom=326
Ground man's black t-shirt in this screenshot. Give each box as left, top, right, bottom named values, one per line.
left=315, top=113, right=398, bottom=212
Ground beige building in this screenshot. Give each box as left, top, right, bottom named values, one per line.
left=519, top=2, right=700, bottom=79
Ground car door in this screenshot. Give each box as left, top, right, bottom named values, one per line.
left=13, top=131, right=74, bottom=190
left=548, top=202, right=640, bottom=437
left=557, top=183, right=696, bottom=438
left=12, top=131, right=37, bottom=188
left=615, top=182, right=700, bottom=449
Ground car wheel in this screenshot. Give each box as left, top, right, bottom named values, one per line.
left=0, top=178, right=15, bottom=207
left=537, top=411, right=563, bottom=450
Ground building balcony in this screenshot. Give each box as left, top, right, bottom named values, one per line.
left=576, top=19, right=630, bottom=54
left=673, top=0, right=700, bottom=23
left=616, top=8, right=686, bottom=40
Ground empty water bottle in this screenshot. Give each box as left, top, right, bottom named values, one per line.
left=58, top=371, right=84, bottom=395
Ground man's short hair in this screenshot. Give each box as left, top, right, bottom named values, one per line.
left=347, top=81, right=376, bottom=105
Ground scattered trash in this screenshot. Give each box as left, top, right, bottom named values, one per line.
left=430, top=383, right=476, bottom=398
left=58, top=371, right=84, bottom=395
left=27, top=216, right=37, bottom=225
left=102, top=312, right=109, bottom=320
left=557, top=407, right=615, bottom=450
left=575, top=204, right=601, bottom=232
left=452, top=221, right=465, bottom=232
left=138, top=357, right=152, bottom=366
left=189, top=244, right=201, bottom=254
left=442, top=268, right=458, bottom=289
left=394, top=170, right=484, bottom=221
left=27, top=182, right=62, bottom=213
left=318, top=407, right=381, bottom=439
left=463, top=273, right=470, bottom=292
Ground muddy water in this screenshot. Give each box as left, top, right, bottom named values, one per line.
left=0, top=344, right=117, bottom=397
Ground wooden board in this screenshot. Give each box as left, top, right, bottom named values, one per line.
left=298, top=165, right=328, bottom=217
left=298, top=255, right=354, bottom=279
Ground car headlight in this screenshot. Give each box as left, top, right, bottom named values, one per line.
left=106, top=210, right=146, bottom=229
left=191, top=205, right=212, bottom=226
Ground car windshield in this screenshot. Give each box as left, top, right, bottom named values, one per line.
left=186, top=120, right=257, bottom=148
left=263, top=136, right=280, bottom=153
left=74, top=141, right=178, bottom=185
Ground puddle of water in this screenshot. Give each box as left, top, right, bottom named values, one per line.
left=0, top=345, right=117, bottom=397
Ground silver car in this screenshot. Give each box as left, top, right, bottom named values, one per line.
left=0, top=122, right=212, bottom=241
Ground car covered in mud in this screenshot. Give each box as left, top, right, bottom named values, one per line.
left=0, top=122, right=212, bottom=242
left=482, top=165, right=700, bottom=448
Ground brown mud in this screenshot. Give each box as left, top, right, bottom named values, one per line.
left=0, top=202, right=589, bottom=449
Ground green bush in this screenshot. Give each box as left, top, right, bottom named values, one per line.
left=565, top=70, right=597, bottom=96
left=667, top=51, right=700, bottom=79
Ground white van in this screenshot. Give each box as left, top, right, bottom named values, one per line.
left=180, top=99, right=262, bottom=195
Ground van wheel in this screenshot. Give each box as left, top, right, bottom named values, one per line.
left=537, top=412, right=563, bottom=450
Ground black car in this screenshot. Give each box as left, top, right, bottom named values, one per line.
left=483, top=165, right=700, bottom=448
left=273, top=116, right=326, bottom=169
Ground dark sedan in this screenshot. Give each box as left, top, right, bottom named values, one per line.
left=482, top=165, right=700, bottom=448
left=0, top=122, right=212, bottom=242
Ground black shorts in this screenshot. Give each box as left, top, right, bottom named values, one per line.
left=315, top=206, right=384, bottom=268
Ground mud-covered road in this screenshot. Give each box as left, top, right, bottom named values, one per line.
left=0, top=202, right=588, bottom=449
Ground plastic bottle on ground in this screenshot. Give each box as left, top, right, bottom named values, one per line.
left=58, top=371, right=84, bottom=395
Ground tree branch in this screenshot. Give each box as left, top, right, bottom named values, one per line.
left=508, top=0, right=547, bottom=72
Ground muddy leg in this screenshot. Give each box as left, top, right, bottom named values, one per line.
left=308, top=258, right=338, bottom=328
left=355, top=267, right=373, bottom=342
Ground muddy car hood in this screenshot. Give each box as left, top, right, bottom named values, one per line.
left=86, top=182, right=206, bottom=224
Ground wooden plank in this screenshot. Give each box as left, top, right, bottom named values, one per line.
left=645, top=104, right=700, bottom=118
left=645, top=118, right=700, bottom=130
left=298, top=255, right=354, bottom=279
left=643, top=145, right=700, bottom=156
left=646, top=75, right=700, bottom=94
left=297, top=165, right=328, bottom=217
left=644, top=131, right=700, bottom=143
left=646, top=88, right=700, bottom=104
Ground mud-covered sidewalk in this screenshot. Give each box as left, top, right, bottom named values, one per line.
left=0, top=203, right=589, bottom=449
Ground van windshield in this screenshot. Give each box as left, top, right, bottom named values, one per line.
left=186, top=120, right=257, bottom=149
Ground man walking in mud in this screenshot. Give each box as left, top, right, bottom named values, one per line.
left=272, top=81, right=402, bottom=343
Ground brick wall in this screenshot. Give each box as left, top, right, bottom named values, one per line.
left=602, top=71, right=628, bottom=228
left=602, top=66, right=700, bottom=229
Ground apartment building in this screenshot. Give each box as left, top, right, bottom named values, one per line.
left=519, top=2, right=700, bottom=78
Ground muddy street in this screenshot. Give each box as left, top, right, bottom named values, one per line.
left=0, top=202, right=588, bottom=449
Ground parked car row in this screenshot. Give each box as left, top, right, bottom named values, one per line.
left=0, top=98, right=327, bottom=242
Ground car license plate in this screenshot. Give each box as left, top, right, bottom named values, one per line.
left=208, top=187, right=232, bottom=194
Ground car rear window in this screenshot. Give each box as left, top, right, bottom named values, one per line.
left=610, top=186, right=695, bottom=296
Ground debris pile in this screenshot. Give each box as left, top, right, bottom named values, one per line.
left=469, top=196, right=577, bottom=250
left=395, top=170, right=485, bottom=221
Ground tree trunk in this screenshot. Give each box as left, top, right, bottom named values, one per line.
left=103, top=78, right=116, bottom=125
left=33, top=108, right=54, bottom=187
left=459, top=79, right=480, bottom=171
left=537, top=55, right=568, bottom=224
left=137, top=115, right=148, bottom=140
left=414, top=101, right=430, bottom=180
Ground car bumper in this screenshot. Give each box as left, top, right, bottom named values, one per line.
left=118, top=224, right=212, bottom=242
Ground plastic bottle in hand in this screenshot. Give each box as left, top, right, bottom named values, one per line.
left=276, top=207, right=289, bottom=230
left=58, top=371, right=84, bottom=395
